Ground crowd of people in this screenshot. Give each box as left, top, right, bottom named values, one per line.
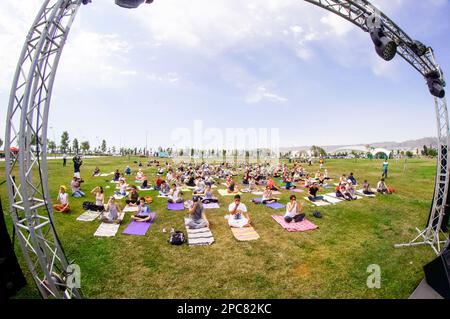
left=52, top=155, right=395, bottom=231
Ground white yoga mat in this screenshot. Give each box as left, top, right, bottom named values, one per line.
left=123, top=205, right=139, bottom=213
left=94, top=223, right=121, bottom=237
left=304, top=197, right=330, bottom=207
left=77, top=211, right=102, bottom=222
left=218, top=189, right=242, bottom=196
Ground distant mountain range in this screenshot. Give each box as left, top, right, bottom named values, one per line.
left=280, top=137, right=438, bottom=153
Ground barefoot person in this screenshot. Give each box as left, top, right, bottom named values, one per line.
left=228, top=195, right=251, bottom=228
left=185, top=196, right=209, bottom=229
left=53, top=186, right=70, bottom=213
left=262, top=186, right=278, bottom=204
left=284, top=195, right=305, bottom=223
left=101, top=196, right=122, bottom=224
left=131, top=198, right=152, bottom=222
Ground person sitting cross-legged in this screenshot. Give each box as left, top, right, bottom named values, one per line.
left=185, top=196, right=209, bottom=229
left=101, top=196, right=122, bottom=224
left=308, top=182, right=324, bottom=202
left=262, top=186, right=278, bottom=204
left=159, top=181, right=170, bottom=196
left=131, top=198, right=152, bottom=222
left=200, top=185, right=219, bottom=204
left=70, top=177, right=85, bottom=198
left=377, top=178, right=389, bottom=194
left=284, top=195, right=305, bottom=223
left=363, top=180, right=375, bottom=195
left=126, top=185, right=140, bottom=205
left=53, top=186, right=70, bottom=213
left=168, top=184, right=183, bottom=203
left=228, top=195, right=251, bottom=228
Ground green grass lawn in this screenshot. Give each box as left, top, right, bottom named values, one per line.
left=0, top=156, right=441, bottom=299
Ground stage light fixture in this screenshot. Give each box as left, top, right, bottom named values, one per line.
left=409, top=40, right=428, bottom=57
left=370, top=28, right=397, bottom=61
left=115, top=0, right=153, bottom=9
left=426, top=70, right=446, bottom=98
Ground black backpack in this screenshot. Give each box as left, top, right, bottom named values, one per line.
left=168, top=231, right=185, bottom=245
left=82, top=201, right=102, bottom=211
left=313, top=211, right=322, bottom=219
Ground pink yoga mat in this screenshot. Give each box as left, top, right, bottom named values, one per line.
left=272, top=215, right=318, bottom=232
left=123, top=213, right=156, bottom=236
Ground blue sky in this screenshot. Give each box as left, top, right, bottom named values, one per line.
left=0, top=0, right=449, bottom=150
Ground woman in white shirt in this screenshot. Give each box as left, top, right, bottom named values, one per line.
left=91, top=186, right=105, bottom=211
left=115, top=180, right=127, bottom=196
left=53, top=186, right=70, bottom=213
left=284, top=195, right=305, bottom=223
left=228, top=195, right=251, bottom=228
left=168, top=184, right=183, bottom=203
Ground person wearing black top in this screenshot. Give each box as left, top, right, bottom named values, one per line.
left=308, top=183, right=324, bottom=202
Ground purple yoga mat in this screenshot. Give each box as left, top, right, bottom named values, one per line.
left=168, top=202, right=185, bottom=211
left=122, top=213, right=156, bottom=236
left=252, top=198, right=263, bottom=203
left=265, top=202, right=285, bottom=210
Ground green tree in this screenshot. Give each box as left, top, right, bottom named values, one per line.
left=60, top=131, right=70, bottom=153
left=101, top=140, right=107, bottom=153
left=0, top=138, right=3, bottom=149
left=47, top=140, right=56, bottom=153
left=80, top=141, right=90, bottom=154
left=72, top=138, right=79, bottom=154
left=405, top=151, right=414, bottom=158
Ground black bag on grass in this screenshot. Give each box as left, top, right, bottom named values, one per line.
left=168, top=231, right=185, bottom=245
left=82, top=201, right=102, bottom=211
left=313, top=211, right=322, bottom=219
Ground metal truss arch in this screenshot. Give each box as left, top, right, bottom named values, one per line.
left=3, top=0, right=448, bottom=299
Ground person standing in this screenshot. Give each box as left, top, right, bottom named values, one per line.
left=382, top=159, right=389, bottom=179
left=73, top=155, right=83, bottom=179
left=63, top=153, right=67, bottom=167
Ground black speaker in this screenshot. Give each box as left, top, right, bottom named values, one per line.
left=424, top=249, right=450, bottom=299
left=0, top=197, right=27, bottom=299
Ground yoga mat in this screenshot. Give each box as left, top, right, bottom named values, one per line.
left=218, top=189, right=241, bottom=196
left=271, top=191, right=282, bottom=195
left=265, top=202, right=285, bottom=210
left=168, top=202, right=185, bottom=211
left=180, top=188, right=192, bottom=192
left=231, top=226, right=260, bottom=241
left=123, top=205, right=139, bottom=213
left=356, top=190, right=376, bottom=198
left=158, top=195, right=169, bottom=198
left=281, top=187, right=304, bottom=193
left=304, top=197, right=330, bottom=207
left=137, top=186, right=153, bottom=191
left=113, top=193, right=128, bottom=200
left=272, top=215, right=319, bottom=232
left=184, top=219, right=215, bottom=246
left=251, top=191, right=264, bottom=195
left=252, top=198, right=263, bottom=203
left=94, top=223, right=121, bottom=237
left=203, top=203, right=220, bottom=209
left=77, top=211, right=102, bottom=222
left=123, top=213, right=156, bottom=236
left=322, top=195, right=344, bottom=204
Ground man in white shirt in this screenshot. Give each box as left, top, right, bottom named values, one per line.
left=228, top=195, right=251, bottom=228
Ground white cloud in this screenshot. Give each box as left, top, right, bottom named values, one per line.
left=245, top=84, right=287, bottom=104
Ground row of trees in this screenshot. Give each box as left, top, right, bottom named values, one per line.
left=45, top=131, right=107, bottom=155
